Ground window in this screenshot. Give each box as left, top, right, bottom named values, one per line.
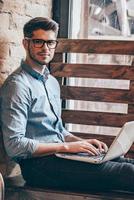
left=69, top=0, right=134, bottom=38
left=53, top=0, right=134, bottom=136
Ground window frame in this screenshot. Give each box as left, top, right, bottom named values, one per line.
left=52, top=0, right=70, bottom=38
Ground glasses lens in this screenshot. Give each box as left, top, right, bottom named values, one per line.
left=47, top=40, right=58, bottom=49
left=32, top=39, right=44, bottom=48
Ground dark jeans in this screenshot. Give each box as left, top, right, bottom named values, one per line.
left=19, top=155, right=134, bottom=192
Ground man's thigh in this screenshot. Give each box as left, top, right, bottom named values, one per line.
left=19, top=155, right=134, bottom=191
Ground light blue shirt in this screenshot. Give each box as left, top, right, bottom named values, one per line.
left=0, top=61, right=70, bottom=161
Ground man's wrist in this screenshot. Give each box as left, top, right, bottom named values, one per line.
left=56, top=143, right=69, bottom=153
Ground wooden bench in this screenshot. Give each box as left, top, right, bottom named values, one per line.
left=0, top=173, right=4, bottom=200
left=3, top=38, right=134, bottom=199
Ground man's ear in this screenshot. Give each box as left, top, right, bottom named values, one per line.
left=22, top=38, right=28, bottom=50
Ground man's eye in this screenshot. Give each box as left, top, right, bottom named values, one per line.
left=48, top=41, right=55, bottom=45
left=34, top=40, right=43, bottom=44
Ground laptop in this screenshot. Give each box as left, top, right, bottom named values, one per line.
left=56, top=121, right=134, bottom=164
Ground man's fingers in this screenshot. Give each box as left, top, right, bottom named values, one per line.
left=82, top=143, right=100, bottom=155
left=88, top=139, right=103, bottom=151
left=101, top=142, right=108, bottom=152
left=86, top=139, right=108, bottom=153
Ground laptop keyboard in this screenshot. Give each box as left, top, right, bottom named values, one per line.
left=76, top=152, right=106, bottom=160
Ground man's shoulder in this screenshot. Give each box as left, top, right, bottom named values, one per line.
left=0, top=67, right=32, bottom=98
left=3, top=67, right=31, bottom=87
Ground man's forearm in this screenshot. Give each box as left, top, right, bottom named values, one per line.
left=33, top=133, right=83, bottom=156
left=33, top=142, right=69, bottom=156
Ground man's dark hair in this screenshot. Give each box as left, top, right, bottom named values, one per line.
left=23, top=17, right=59, bottom=38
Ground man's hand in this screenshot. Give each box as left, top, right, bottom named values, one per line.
left=86, top=139, right=108, bottom=153
left=34, top=135, right=108, bottom=157
left=63, top=139, right=108, bottom=156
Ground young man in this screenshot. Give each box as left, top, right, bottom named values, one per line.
left=1, top=17, right=134, bottom=191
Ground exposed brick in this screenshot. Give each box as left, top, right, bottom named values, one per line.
left=9, top=44, right=25, bottom=60
left=0, top=13, right=10, bottom=30
left=0, top=59, right=10, bottom=72
left=33, top=0, right=52, bottom=6
left=0, top=59, right=11, bottom=86
left=0, top=30, right=23, bottom=44
left=8, top=57, right=21, bottom=72
left=0, top=1, right=4, bottom=10
left=0, top=57, right=20, bottom=78
left=9, top=13, right=31, bottom=31
left=0, top=56, right=20, bottom=83
left=0, top=32, right=10, bottom=43
left=0, top=29, right=22, bottom=43
left=25, top=3, right=51, bottom=17
left=0, top=43, right=9, bottom=59
left=1, top=0, right=25, bottom=15
left=0, top=0, right=53, bottom=178
left=0, top=0, right=52, bottom=87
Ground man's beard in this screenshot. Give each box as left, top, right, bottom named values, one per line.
left=28, top=46, right=48, bottom=66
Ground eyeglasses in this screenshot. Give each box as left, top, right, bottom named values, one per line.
left=26, top=38, right=58, bottom=49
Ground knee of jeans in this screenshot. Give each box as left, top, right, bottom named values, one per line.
left=120, top=163, right=134, bottom=178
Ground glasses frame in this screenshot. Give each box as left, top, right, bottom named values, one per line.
left=25, top=38, right=58, bottom=49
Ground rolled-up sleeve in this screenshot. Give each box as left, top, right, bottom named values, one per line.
left=60, top=120, right=71, bottom=137
left=1, top=79, right=39, bottom=160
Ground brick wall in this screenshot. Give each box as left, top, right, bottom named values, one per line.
left=0, top=0, right=53, bottom=177
left=0, top=0, right=52, bottom=86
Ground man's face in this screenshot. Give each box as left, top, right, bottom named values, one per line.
left=24, top=29, right=57, bottom=66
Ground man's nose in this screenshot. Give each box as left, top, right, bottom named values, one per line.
left=42, top=42, right=49, bottom=49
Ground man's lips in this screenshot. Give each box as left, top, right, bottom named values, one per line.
left=38, top=53, right=50, bottom=56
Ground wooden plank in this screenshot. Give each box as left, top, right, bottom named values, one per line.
left=130, top=80, right=134, bottom=90
left=56, top=39, right=134, bottom=55
left=50, top=53, right=64, bottom=63
left=0, top=173, right=4, bottom=200
left=61, top=86, right=134, bottom=104
left=62, top=110, right=134, bottom=127
left=5, top=186, right=134, bottom=200
left=128, top=82, right=134, bottom=112
left=50, top=63, right=134, bottom=80
left=128, top=104, right=134, bottom=113
left=73, top=132, right=114, bottom=144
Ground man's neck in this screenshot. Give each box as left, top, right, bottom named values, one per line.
left=25, top=59, right=47, bottom=74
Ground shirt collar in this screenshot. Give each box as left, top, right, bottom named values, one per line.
left=21, top=60, right=50, bottom=83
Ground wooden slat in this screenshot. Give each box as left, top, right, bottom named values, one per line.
left=130, top=80, right=134, bottom=90
left=50, top=63, right=134, bottom=80
left=0, top=173, right=4, bottom=200
left=61, top=86, right=134, bottom=104
left=50, top=53, right=64, bottom=63
left=56, top=39, right=134, bottom=55
left=62, top=110, right=134, bottom=127
left=5, top=185, right=134, bottom=200
left=128, top=104, right=134, bottom=113
left=73, top=132, right=115, bottom=144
